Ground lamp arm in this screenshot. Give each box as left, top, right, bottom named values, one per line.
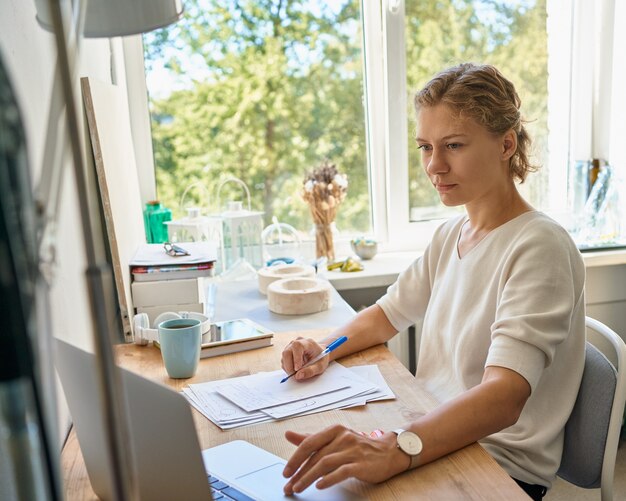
left=44, top=0, right=137, bottom=500
left=35, top=0, right=88, bottom=284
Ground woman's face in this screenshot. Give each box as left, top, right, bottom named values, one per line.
left=415, top=104, right=514, bottom=208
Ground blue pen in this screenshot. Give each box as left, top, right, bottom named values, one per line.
left=280, top=336, right=348, bottom=383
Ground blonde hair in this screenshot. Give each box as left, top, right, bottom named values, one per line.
left=414, top=63, right=538, bottom=183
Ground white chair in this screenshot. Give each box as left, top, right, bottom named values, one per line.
left=557, top=316, right=626, bottom=500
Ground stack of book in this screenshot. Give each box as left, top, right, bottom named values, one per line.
left=129, top=242, right=218, bottom=325
left=131, top=262, right=214, bottom=282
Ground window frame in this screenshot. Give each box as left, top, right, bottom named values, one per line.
left=369, top=0, right=617, bottom=250
left=128, top=0, right=624, bottom=254
left=364, top=0, right=444, bottom=252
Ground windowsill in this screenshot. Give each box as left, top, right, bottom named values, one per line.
left=581, top=248, right=626, bottom=268
left=327, top=250, right=419, bottom=291
left=326, top=248, right=626, bottom=291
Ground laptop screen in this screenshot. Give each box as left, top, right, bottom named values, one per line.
left=55, top=340, right=212, bottom=500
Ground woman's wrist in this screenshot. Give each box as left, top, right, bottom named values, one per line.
left=379, top=431, right=412, bottom=474
left=392, top=433, right=413, bottom=473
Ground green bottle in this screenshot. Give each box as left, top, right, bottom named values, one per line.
left=143, top=201, right=172, bottom=243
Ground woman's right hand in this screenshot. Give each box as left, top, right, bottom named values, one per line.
left=281, top=337, right=330, bottom=381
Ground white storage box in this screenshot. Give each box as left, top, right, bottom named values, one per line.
left=131, top=278, right=205, bottom=308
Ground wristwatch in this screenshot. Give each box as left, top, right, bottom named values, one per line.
left=392, top=428, right=423, bottom=470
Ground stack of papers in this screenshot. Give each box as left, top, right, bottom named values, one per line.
left=130, top=242, right=218, bottom=282
left=182, top=363, right=395, bottom=429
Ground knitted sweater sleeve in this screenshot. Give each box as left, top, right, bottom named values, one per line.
left=375, top=219, right=453, bottom=332
left=486, top=221, right=585, bottom=391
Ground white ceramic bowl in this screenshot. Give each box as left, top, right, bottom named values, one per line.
left=350, top=239, right=378, bottom=260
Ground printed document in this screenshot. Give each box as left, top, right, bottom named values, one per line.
left=184, top=363, right=395, bottom=429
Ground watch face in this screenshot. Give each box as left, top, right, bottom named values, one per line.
left=398, top=431, right=423, bottom=456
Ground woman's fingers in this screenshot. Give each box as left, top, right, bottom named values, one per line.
left=313, top=464, right=356, bottom=490
left=294, top=358, right=328, bottom=380
left=281, top=338, right=328, bottom=381
left=280, top=343, right=295, bottom=374
left=291, top=341, right=307, bottom=371
left=283, top=426, right=358, bottom=493
left=283, top=426, right=343, bottom=477
left=283, top=427, right=406, bottom=495
left=288, top=451, right=355, bottom=494
left=284, top=430, right=308, bottom=447
left=281, top=337, right=308, bottom=374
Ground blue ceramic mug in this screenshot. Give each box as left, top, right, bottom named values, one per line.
left=158, top=318, right=202, bottom=378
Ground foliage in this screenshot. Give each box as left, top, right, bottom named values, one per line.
left=146, top=0, right=368, bottom=234
left=144, top=0, right=548, bottom=233
left=405, top=0, right=548, bottom=216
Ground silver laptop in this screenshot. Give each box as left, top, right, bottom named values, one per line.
left=55, top=340, right=361, bottom=500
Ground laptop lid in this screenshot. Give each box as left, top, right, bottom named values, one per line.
left=55, top=339, right=212, bottom=500
left=57, top=340, right=363, bottom=501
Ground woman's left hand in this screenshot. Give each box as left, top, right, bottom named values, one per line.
left=282, top=425, right=410, bottom=494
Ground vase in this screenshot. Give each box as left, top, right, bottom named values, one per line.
left=315, top=223, right=335, bottom=261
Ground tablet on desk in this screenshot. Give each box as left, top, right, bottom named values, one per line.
left=205, top=318, right=273, bottom=346
left=196, top=318, right=275, bottom=358
left=153, top=318, right=275, bottom=359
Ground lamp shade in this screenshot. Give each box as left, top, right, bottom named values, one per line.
left=34, top=0, right=184, bottom=37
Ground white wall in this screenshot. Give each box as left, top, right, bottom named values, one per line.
left=0, top=0, right=118, bottom=443
left=586, top=264, right=626, bottom=334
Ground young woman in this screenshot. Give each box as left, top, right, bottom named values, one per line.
left=280, top=63, right=585, bottom=501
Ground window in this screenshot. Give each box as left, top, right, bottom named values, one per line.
left=405, top=1, right=549, bottom=220
left=143, top=0, right=372, bottom=244
left=140, top=0, right=626, bottom=254
left=375, top=0, right=553, bottom=249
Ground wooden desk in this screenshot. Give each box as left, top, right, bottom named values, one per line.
left=61, top=330, right=529, bottom=500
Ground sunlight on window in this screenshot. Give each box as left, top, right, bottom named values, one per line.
left=405, top=0, right=549, bottom=222
left=143, top=0, right=372, bottom=241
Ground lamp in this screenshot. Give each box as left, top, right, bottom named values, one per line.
left=30, top=1, right=183, bottom=499
left=34, top=0, right=183, bottom=37
left=214, top=178, right=265, bottom=271
left=164, top=181, right=226, bottom=271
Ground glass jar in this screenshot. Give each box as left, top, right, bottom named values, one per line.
left=143, top=200, right=172, bottom=243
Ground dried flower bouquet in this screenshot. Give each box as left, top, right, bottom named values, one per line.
left=302, top=161, right=348, bottom=261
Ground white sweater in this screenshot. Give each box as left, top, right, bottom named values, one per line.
left=377, top=211, right=586, bottom=487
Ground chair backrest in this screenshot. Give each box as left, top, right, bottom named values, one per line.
left=557, top=316, right=626, bottom=501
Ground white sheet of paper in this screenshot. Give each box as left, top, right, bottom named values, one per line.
left=183, top=389, right=271, bottom=429
left=216, top=363, right=353, bottom=412
left=186, top=372, right=270, bottom=423
left=272, top=365, right=397, bottom=417
left=349, top=365, right=396, bottom=402
left=261, top=372, right=377, bottom=418
left=182, top=363, right=396, bottom=429
left=187, top=387, right=264, bottom=423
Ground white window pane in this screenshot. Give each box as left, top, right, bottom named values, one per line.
left=143, top=0, right=372, bottom=241
left=404, top=0, right=550, bottom=221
